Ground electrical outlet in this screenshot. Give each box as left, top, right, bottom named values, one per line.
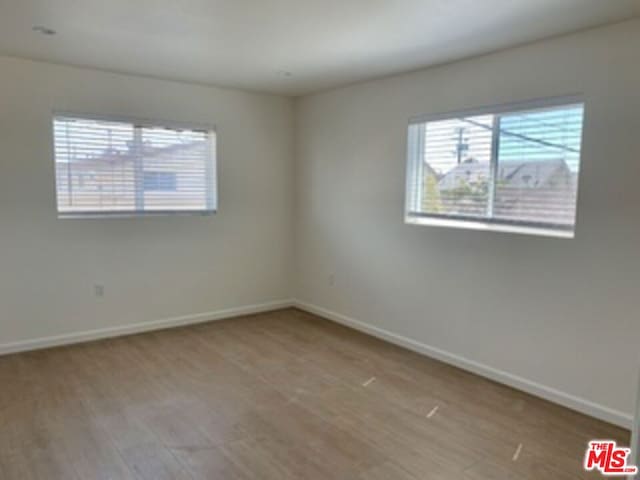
left=94, top=284, right=105, bottom=297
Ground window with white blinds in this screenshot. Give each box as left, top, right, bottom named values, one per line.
left=53, top=113, right=216, bottom=217
left=405, top=97, right=584, bottom=237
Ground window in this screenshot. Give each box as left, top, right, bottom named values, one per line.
left=53, top=113, right=216, bottom=217
left=143, top=172, right=178, bottom=192
left=405, top=97, right=584, bottom=237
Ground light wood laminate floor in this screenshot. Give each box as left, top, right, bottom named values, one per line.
left=0, top=308, right=628, bottom=479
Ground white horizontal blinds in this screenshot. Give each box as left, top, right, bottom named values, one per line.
left=138, top=125, right=214, bottom=212
left=406, top=99, right=584, bottom=232
left=55, top=117, right=136, bottom=212
left=421, top=114, right=494, bottom=217
left=54, top=115, right=216, bottom=215
left=493, top=104, right=583, bottom=227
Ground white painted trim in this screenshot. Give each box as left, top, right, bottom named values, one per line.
left=0, top=299, right=294, bottom=356
left=3, top=297, right=630, bottom=429
left=294, top=300, right=632, bottom=429
left=405, top=215, right=574, bottom=239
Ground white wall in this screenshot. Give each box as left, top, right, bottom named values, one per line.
left=0, top=56, right=294, bottom=348
left=294, top=20, right=640, bottom=426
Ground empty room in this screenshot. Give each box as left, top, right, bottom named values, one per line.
left=1, top=1, right=639, bottom=479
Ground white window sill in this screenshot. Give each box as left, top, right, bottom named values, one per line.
left=57, top=210, right=216, bottom=219
left=405, top=215, right=574, bottom=239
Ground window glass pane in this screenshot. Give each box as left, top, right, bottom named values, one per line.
left=493, top=105, right=583, bottom=227
left=139, top=126, right=212, bottom=212
left=405, top=98, right=584, bottom=236
left=421, top=114, right=494, bottom=217
left=53, top=115, right=216, bottom=216
left=143, top=172, right=178, bottom=191
left=54, top=118, right=136, bottom=213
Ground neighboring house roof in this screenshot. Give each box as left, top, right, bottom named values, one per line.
left=437, top=158, right=571, bottom=190
left=497, top=158, right=570, bottom=188
left=423, top=161, right=438, bottom=179
left=437, top=159, right=489, bottom=190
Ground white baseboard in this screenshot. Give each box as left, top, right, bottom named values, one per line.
left=294, top=300, right=632, bottom=430
left=2, top=297, right=630, bottom=429
left=0, top=299, right=294, bottom=356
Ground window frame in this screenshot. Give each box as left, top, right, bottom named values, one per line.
left=51, top=110, right=218, bottom=219
left=404, top=95, right=585, bottom=238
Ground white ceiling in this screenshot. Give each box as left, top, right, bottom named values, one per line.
left=0, top=0, right=638, bottom=96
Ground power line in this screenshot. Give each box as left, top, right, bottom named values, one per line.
left=460, top=117, right=579, bottom=154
